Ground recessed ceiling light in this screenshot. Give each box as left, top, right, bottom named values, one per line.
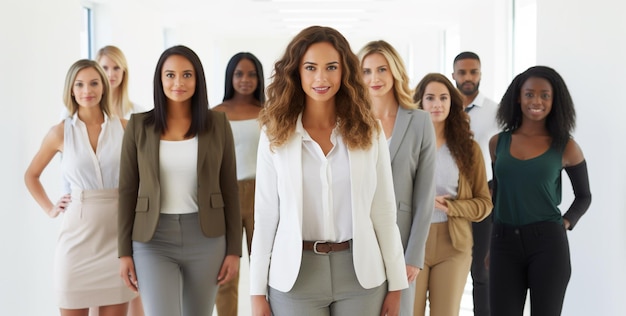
left=282, top=17, right=360, bottom=22
left=278, top=9, right=367, bottom=14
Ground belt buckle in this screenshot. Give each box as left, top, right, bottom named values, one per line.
left=313, top=241, right=330, bottom=255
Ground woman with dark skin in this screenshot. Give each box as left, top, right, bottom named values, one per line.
left=488, top=66, right=591, bottom=316
left=212, top=52, right=265, bottom=316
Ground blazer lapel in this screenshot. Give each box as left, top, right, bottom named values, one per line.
left=147, top=122, right=162, bottom=182
left=284, top=134, right=304, bottom=225
left=389, top=107, right=412, bottom=163
left=197, top=123, right=210, bottom=175
left=348, top=148, right=361, bottom=192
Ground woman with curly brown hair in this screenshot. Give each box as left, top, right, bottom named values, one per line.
left=250, top=26, right=408, bottom=316
left=412, top=73, right=492, bottom=316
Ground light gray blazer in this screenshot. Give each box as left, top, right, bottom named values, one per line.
left=388, top=107, right=436, bottom=268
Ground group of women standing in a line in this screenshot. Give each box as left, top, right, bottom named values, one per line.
left=25, top=24, right=591, bottom=316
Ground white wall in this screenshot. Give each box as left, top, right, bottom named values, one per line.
left=537, top=1, right=626, bottom=314
left=2, top=0, right=623, bottom=315
left=91, top=1, right=164, bottom=110
left=0, top=0, right=81, bottom=314
left=455, top=0, right=512, bottom=101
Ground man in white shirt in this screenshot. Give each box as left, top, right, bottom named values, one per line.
left=452, top=51, right=498, bottom=316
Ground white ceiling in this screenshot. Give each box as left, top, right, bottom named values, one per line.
left=97, top=0, right=478, bottom=37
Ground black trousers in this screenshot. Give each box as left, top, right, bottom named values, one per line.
left=471, top=213, right=492, bottom=316
left=489, top=221, right=571, bottom=316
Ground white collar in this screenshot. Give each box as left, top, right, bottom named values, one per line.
left=70, top=111, right=109, bottom=126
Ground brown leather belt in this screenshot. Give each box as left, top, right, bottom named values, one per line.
left=303, top=240, right=351, bottom=254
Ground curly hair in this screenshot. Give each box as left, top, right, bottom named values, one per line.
left=357, top=40, right=417, bottom=110
left=413, top=73, right=474, bottom=177
left=498, top=65, right=575, bottom=149
left=259, top=26, right=378, bottom=150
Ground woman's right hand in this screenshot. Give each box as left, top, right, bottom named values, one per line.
left=119, top=256, right=139, bottom=292
left=251, top=295, right=271, bottom=316
left=48, top=194, right=71, bottom=218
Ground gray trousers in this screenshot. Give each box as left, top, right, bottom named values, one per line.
left=133, top=213, right=225, bottom=316
left=400, top=279, right=416, bottom=316
left=268, top=247, right=387, bottom=316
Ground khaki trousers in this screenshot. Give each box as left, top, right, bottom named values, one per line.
left=414, top=222, right=472, bottom=316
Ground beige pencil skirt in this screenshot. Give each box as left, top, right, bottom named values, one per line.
left=54, top=189, right=136, bottom=309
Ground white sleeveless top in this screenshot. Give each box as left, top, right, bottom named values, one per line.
left=62, top=114, right=124, bottom=191
left=159, top=137, right=199, bottom=214
left=230, top=118, right=260, bottom=180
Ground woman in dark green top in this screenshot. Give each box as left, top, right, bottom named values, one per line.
left=488, top=66, right=591, bottom=316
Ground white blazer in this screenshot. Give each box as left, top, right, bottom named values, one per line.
left=250, top=118, right=408, bottom=295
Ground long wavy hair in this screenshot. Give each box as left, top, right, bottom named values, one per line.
left=413, top=73, right=474, bottom=177
left=358, top=40, right=417, bottom=110
left=96, top=45, right=133, bottom=117
left=223, top=52, right=265, bottom=104
left=259, top=25, right=378, bottom=150
left=498, top=65, right=575, bottom=149
left=63, top=59, right=111, bottom=117
left=146, top=45, right=209, bottom=137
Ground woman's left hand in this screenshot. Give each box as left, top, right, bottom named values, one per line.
left=406, top=265, right=420, bottom=283
left=380, top=290, right=401, bottom=316
left=563, top=218, right=571, bottom=230
left=217, top=254, right=240, bottom=285
left=435, top=195, right=451, bottom=213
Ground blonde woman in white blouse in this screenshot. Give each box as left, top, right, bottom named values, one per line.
left=25, top=59, right=135, bottom=316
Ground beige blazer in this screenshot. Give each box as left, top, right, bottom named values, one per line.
left=446, top=140, right=493, bottom=252
left=118, top=110, right=242, bottom=257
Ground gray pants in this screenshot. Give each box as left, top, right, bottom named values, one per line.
left=268, top=247, right=387, bottom=316
left=133, top=213, right=225, bottom=316
left=400, top=279, right=416, bottom=316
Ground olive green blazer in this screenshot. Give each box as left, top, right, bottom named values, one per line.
left=118, top=110, right=241, bottom=257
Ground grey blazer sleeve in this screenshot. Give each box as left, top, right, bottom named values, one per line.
left=404, top=112, right=436, bottom=268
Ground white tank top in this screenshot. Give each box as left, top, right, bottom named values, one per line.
left=230, top=118, right=260, bottom=180
left=159, top=137, right=199, bottom=214
left=62, top=114, right=124, bottom=191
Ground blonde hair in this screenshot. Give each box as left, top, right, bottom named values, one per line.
left=358, top=40, right=417, bottom=110
left=96, top=45, right=133, bottom=117
left=62, top=59, right=111, bottom=116
left=259, top=26, right=378, bottom=150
